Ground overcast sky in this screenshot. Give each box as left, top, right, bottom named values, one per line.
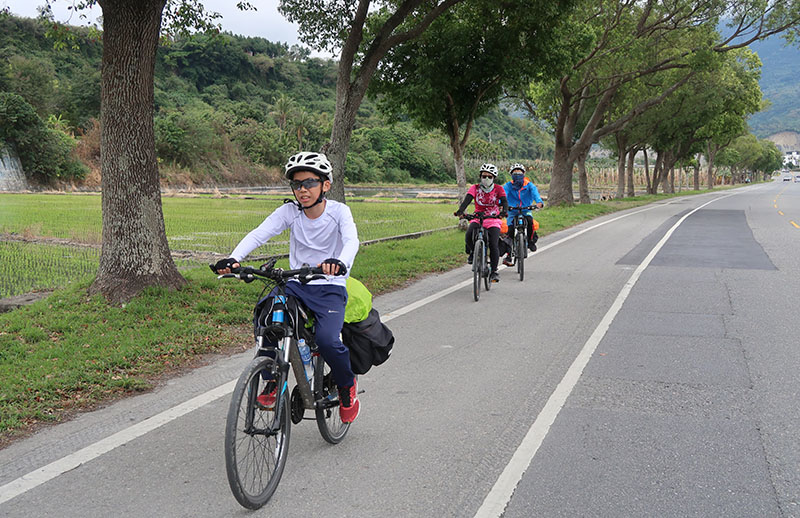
left=1, top=0, right=313, bottom=50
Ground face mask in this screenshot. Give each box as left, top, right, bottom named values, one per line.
left=512, top=175, right=524, bottom=188
left=480, top=177, right=494, bottom=189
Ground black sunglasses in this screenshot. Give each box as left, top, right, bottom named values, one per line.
left=290, top=178, right=322, bottom=190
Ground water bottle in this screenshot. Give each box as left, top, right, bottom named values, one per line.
left=298, top=338, right=313, bottom=382
left=271, top=295, right=286, bottom=323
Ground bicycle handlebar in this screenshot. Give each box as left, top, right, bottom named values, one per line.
left=210, top=263, right=330, bottom=284
left=459, top=212, right=502, bottom=220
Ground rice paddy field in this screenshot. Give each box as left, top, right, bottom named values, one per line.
left=0, top=192, right=457, bottom=298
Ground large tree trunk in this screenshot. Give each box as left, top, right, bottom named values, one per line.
left=693, top=160, right=700, bottom=190
left=89, top=0, right=185, bottom=304
left=451, top=136, right=467, bottom=200
left=650, top=152, right=663, bottom=194
left=615, top=133, right=626, bottom=199
left=626, top=148, right=636, bottom=197
left=706, top=141, right=717, bottom=190
left=322, top=95, right=359, bottom=202
left=643, top=149, right=651, bottom=194
left=577, top=147, right=590, bottom=204
left=549, top=142, right=575, bottom=206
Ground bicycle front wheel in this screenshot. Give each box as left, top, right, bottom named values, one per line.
left=483, top=239, right=491, bottom=291
left=225, top=356, right=290, bottom=509
left=516, top=232, right=525, bottom=281
left=473, top=239, right=484, bottom=301
left=315, top=354, right=350, bottom=443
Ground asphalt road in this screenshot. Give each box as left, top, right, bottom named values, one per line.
left=1, top=180, right=799, bottom=517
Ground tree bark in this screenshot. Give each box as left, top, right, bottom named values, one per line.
left=89, top=0, right=186, bottom=304
left=705, top=141, right=717, bottom=190
left=322, top=89, right=360, bottom=202
left=615, top=133, right=626, bottom=199
left=643, top=149, right=651, bottom=193
left=549, top=141, right=575, bottom=206
left=650, top=152, right=663, bottom=194
left=693, top=159, right=700, bottom=190
left=450, top=133, right=467, bottom=200
left=577, top=147, right=590, bottom=204
left=626, top=148, right=636, bottom=197
left=577, top=153, right=590, bottom=204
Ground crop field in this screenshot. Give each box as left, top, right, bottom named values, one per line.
left=0, top=241, right=99, bottom=298
left=0, top=193, right=457, bottom=298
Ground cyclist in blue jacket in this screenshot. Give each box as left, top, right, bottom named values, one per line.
left=502, top=163, right=543, bottom=266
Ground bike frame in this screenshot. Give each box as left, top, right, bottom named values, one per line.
left=224, top=265, right=337, bottom=435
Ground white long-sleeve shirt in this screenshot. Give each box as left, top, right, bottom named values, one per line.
left=230, top=200, right=359, bottom=287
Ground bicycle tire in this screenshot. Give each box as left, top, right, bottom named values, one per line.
left=225, top=356, right=290, bottom=509
left=483, top=238, right=491, bottom=291
left=473, top=238, right=483, bottom=301
left=516, top=232, right=525, bottom=281
left=315, top=354, right=350, bottom=443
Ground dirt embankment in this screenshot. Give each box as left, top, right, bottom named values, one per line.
left=766, top=131, right=800, bottom=152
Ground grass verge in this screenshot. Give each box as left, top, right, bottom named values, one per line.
left=0, top=187, right=740, bottom=443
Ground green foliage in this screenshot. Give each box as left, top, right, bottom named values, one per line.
left=0, top=92, right=86, bottom=180
left=1, top=11, right=554, bottom=186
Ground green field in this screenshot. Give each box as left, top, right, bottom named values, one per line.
left=0, top=193, right=457, bottom=298
left=0, top=193, right=455, bottom=252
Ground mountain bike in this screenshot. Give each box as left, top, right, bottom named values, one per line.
left=212, top=260, right=350, bottom=509
left=507, top=205, right=535, bottom=282
left=460, top=212, right=496, bottom=302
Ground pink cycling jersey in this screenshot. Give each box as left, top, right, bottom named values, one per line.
left=466, top=184, right=504, bottom=229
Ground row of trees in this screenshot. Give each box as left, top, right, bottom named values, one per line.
left=19, top=0, right=800, bottom=302
left=1, top=13, right=550, bottom=184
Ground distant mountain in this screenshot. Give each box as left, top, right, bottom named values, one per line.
left=747, top=36, right=800, bottom=138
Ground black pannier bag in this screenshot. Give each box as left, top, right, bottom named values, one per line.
left=341, top=308, right=394, bottom=375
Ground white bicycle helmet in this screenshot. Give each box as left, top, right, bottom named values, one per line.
left=509, top=163, right=526, bottom=174
left=479, top=163, right=499, bottom=177
left=284, top=152, right=333, bottom=182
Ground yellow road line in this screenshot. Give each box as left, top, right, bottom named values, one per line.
left=779, top=211, right=784, bottom=216
left=774, top=204, right=779, bottom=208
left=791, top=221, right=800, bottom=229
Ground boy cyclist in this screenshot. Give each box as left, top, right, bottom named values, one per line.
left=213, top=152, right=361, bottom=423
left=502, top=163, right=542, bottom=266
left=454, top=163, right=508, bottom=283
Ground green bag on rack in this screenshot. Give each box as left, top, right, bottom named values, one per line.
left=344, top=277, right=372, bottom=324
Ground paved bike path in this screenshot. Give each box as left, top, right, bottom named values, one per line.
left=4, top=188, right=785, bottom=517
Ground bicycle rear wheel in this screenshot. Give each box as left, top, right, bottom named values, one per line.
left=516, top=232, right=525, bottom=281
left=473, top=239, right=484, bottom=301
left=225, top=356, right=290, bottom=509
left=315, top=354, right=350, bottom=444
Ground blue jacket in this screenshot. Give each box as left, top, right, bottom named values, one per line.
left=503, top=179, right=542, bottom=224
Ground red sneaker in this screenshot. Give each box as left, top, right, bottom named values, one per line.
left=256, top=383, right=277, bottom=408
left=338, top=378, right=360, bottom=423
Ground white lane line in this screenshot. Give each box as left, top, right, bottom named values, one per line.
left=0, top=197, right=678, bottom=506
left=0, top=380, right=236, bottom=505
left=473, top=192, right=738, bottom=518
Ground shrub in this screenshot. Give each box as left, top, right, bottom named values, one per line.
left=0, top=92, right=86, bottom=180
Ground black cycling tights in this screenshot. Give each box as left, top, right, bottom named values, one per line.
left=465, top=223, right=501, bottom=273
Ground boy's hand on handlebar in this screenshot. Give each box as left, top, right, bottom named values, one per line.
left=454, top=211, right=463, bottom=217
left=212, top=257, right=240, bottom=274
left=319, top=258, right=347, bottom=276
